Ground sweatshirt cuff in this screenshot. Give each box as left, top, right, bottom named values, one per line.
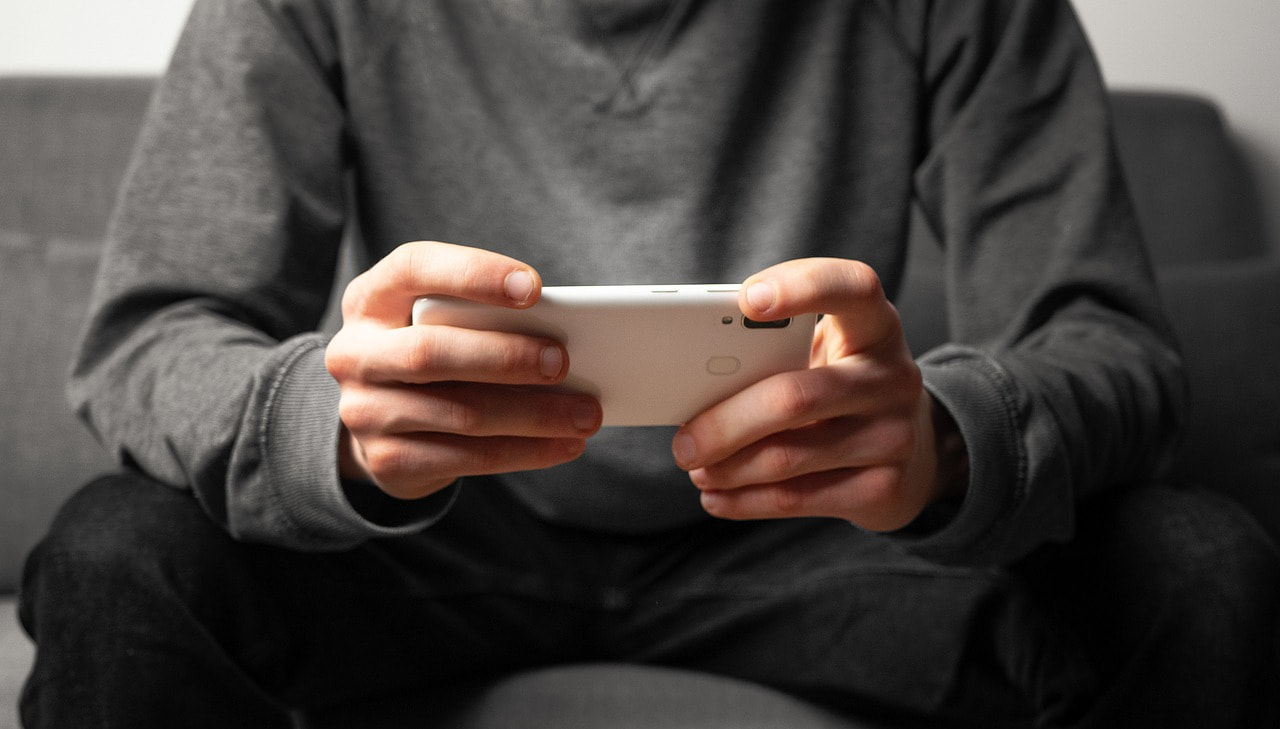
left=887, top=345, right=1028, bottom=565
left=252, top=335, right=457, bottom=550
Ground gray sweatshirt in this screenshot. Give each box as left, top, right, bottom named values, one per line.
left=70, top=0, right=1184, bottom=565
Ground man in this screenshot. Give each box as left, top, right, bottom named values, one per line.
left=20, top=1, right=1279, bottom=726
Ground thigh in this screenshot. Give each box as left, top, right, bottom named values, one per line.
left=20, top=471, right=600, bottom=715
left=599, top=516, right=1061, bottom=726
left=604, top=485, right=1280, bottom=728
left=1022, top=485, right=1280, bottom=728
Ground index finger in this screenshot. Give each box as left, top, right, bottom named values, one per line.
left=342, top=241, right=542, bottom=326
left=739, top=258, right=901, bottom=354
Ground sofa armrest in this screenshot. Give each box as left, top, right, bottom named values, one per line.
left=1157, top=258, right=1280, bottom=545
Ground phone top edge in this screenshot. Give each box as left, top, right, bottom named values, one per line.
left=539, top=284, right=742, bottom=295
left=521, top=285, right=745, bottom=307
left=411, top=285, right=750, bottom=323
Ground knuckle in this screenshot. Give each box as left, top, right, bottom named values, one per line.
left=886, top=360, right=923, bottom=395
left=376, top=242, right=434, bottom=304
left=860, top=359, right=921, bottom=406
left=362, top=440, right=413, bottom=483
left=770, top=377, right=819, bottom=420
left=853, top=468, right=910, bottom=530
left=391, top=240, right=428, bottom=275
left=863, top=466, right=903, bottom=502
left=877, top=420, right=919, bottom=462
left=463, top=436, right=503, bottom=475
left=404, top=328, right=445, bottom=374
left=846, top=260, right=885, bottom=300
left=339, top=273, right=373, bottom=320
left=401, top=242, right=440, bottom=289
left=496, top=341, right=535, bottom=376
left=324, top=340, right=354, bottom=381
left=770, top=484, right=806, bottom=516
left=441, top=395, right=483, bottom=434
left=337, top=395, right=378, bottom=434
left=765, top=443, right=804, bottom=480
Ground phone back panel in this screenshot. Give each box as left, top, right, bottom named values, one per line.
left=413, top=285, right=817, bottom=426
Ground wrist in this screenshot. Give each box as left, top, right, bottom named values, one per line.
left=930, top=397, right=970, bottom=503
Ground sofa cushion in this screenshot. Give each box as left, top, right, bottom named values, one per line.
left=303, top=663, right=906, bottom=729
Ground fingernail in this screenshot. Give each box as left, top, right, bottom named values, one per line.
left=505, top=270, right=536, bottom=304
left=540, top=346, right=564, bottom=378
left=689, top=468, right=708, bottom=488
left=572, top=400, right=600, bottom=431
left=672, top=432, right=697, bottom=468
left=746, top=282, right=775, bottom=314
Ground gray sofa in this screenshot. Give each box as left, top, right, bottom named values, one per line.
left=2, top=76, right=1278, bottom=728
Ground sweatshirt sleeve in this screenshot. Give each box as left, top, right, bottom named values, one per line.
left=894, top=1, right=1186, bottom=564
left=67, top=0, right=452, bottom=550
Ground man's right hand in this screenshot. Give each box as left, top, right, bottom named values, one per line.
left=325, top=241, right=603, bottom=500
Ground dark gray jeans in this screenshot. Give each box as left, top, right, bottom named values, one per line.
left=18, top=471, right=1280, bottom=728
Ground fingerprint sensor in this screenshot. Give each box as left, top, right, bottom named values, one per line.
left=706, top=356, right=741, bottom=375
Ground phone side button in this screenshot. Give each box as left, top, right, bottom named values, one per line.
left=706, top=356, right=741, bottom=375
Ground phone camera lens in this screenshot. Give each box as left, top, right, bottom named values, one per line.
left=743, top=317, right=791, bottom=329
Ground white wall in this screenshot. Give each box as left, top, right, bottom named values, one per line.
left=1075, top=0, right=1280, bottom=241
left=1076, top=0, right=1280, bottom=136
left=2, top=0, right=1277, bottom=239
left=0, top=0, right=194, bottom=75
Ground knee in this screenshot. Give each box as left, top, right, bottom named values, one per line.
left=1127, top=487, right=1278, bottom=608
left=21, top=472, right=233, bottom=623
left=1092, top=487, right=1280, bottom=719
left=28, top=472, right=208, bottom=574
left=1091, top=486, right=1280, bottom=652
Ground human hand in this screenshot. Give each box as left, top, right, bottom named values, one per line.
left=325, top=241, right=602, bottom=500
left=672, top=258, right=967, bottom=531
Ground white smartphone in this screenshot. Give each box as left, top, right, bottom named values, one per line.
left=412, top=285, right=817, bottom=427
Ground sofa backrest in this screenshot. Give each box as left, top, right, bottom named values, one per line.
left=1110, top=91, right=1273, bottom=265
left=1, top=78, right=155, bottom=591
